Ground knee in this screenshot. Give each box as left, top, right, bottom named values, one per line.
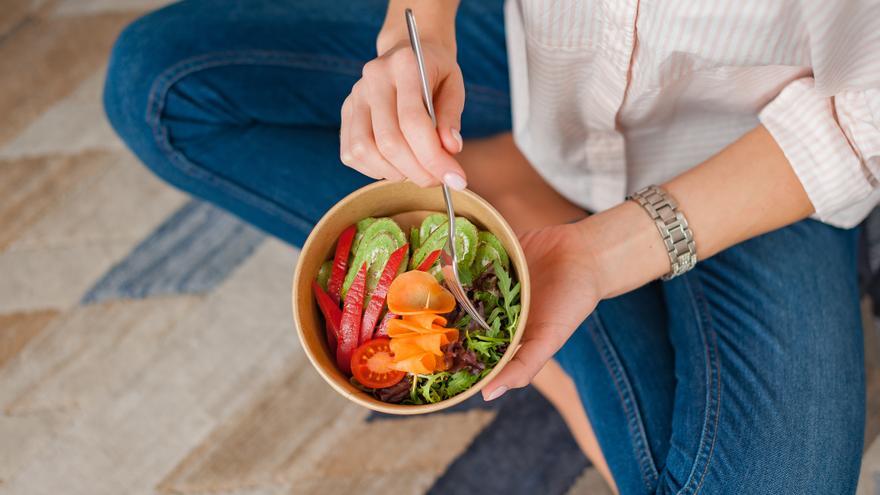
left=104, top=8, right=172, bottom=149
left=103, top=4, right=215, bottom=191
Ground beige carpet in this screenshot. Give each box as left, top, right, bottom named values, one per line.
left=0, top=1, right=877, bottom=494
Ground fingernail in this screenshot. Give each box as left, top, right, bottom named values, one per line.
left=443, top=172, right=467, bottom=191
left=451, top=128, right=463, bottom=153
left=486, top=385, right=508, bottom=401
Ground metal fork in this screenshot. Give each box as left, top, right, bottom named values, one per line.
left=405, top=8, right=491, bottom=332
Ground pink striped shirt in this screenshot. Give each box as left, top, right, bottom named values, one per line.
left=505, top=0, right=880, bottom=227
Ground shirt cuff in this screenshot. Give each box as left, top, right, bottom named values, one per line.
left=759, top=77, right=875, bottom=228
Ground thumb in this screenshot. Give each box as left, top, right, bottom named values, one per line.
left=481, top=331, right=561, bottom=401
left=434, top=70, right=465, bottom=155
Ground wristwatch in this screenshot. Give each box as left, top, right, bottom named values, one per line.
left=627, top=185, right=697, bottom=280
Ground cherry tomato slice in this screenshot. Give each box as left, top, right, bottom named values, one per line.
left=350, top=338, right=406, bottom=389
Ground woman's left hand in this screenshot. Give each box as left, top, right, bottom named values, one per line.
left=482, top=222, right=602, bottom=400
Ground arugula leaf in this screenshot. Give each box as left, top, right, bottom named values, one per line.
left=445, top=371, right=480, bottom=396
left=417, top=372, right=454, bottom=403
left=493, top=260, right=522, bottom=335
left=487, top=307, right=505, bottom=325
left=494, top=259, right=512, bottom=300
left=474, top=290, right=499, bottom=313
left=474, top=333, right=508, bottom=343
left=409, top=374, right=421, bottom=404
left=506, top=303, right=522, bottom=334
left=467, top=339, right=497, bottom=361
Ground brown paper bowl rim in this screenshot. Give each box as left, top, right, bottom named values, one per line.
left=292, top=181, right=530, bottom=415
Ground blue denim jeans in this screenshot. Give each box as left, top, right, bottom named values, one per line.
left=104, top=1, right=865, bottom=493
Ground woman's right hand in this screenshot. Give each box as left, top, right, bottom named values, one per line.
left=339, top=39, right=467, bottom=190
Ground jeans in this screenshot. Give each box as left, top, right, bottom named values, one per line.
left=104, top=1, right=865, bottom=493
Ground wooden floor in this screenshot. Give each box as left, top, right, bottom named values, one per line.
left=0, top=1, right=877, bottom=494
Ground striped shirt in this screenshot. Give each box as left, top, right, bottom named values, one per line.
left=504, top=0, right=880, bottom=227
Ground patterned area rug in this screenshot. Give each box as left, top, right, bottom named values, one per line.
left=0, top=1, right=877, bottom=494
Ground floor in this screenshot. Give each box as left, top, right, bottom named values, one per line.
left=0, top=1, right=877, bottom=494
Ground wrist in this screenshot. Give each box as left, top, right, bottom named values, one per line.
left=377, top=3, right=458, bottom=55
left=573, top=201, right=671, bottom=300
left=376, top=28, right=456, bottom=56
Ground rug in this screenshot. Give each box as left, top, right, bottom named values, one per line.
left=0, top=1, right=877, bottom=494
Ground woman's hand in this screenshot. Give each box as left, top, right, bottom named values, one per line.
left=482, top=223, right=602, bottom=400
left=339, top=39, right=467, bottom=189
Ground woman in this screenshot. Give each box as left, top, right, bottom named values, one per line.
left=104, top=0, right=880, bottom=492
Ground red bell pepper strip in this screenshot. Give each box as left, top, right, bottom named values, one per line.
left=360, top=243, right=409, bottom=343
left=312, top=281, right=342, bottom=351
left=328, top=224, right=356, bottom=304
left=338, top=262, right=367, bottom=375
left=375, top=312, right=398, bottom=339
left=417, top=249, right=441, bottom=272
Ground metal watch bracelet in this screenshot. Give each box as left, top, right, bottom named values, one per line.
left=627, top=185, right=697, bottom=280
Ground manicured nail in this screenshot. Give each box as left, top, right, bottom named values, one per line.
left=486, top=385, right=508, bottom=401
left=451, top=128, right=463, bottom=153
left=443, top=172, right=467, bottom=191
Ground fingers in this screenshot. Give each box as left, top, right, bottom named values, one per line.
left=339, top=95, right=353, bottom=165
left=434, top=70, right=465, bottom=155
left=395, top=66, right=467, bottom=189
left=347, top=93, right=405, bottom=181
left=364, top=71, right=439, bottom=187
left=482, top=326, right=564, bottom=401
left=338, top=44, right=467, bottom=188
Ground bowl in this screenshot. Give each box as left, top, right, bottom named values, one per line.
left=292, top=181, right=530, bottom=414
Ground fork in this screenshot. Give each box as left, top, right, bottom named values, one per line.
left=404, top=8, right=492, bottom=332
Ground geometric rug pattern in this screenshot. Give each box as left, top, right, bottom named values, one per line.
left=0, top=1, right=877, bottom=494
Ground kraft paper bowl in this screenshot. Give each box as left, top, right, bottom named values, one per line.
left=292, top=181, right=530, bottom=415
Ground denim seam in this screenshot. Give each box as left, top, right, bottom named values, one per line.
left=675, top=274, right=722, bottom=495
left=587, top=316, right=660, bottom=491
left=144, top=50, right=510, bottom=232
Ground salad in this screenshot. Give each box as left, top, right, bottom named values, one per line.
left=311, top=213, right=522, bottom=404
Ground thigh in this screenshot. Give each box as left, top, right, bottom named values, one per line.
left=554, top=281, right=677, bottom=495
left=657, top=219, right=864, bottom=494
left=104, top=0, right=510, bottom=246
left=556, top=219, right=864, bottom=495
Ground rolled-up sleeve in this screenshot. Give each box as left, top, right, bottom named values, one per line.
left=759, top=78, right=880, bottom=228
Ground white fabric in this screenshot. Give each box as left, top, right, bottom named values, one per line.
left=505, top=0, right=880, bottom=227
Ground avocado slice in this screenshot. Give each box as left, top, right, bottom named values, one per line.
left=419, top=213, right=447, bottom=244
left=410, top=216, right=478, bottom=274
left=350, top=217, right=378, bottom=257
left=342, top=218, right=408, bottom=299
left=316, top=260, right=333, bottom=291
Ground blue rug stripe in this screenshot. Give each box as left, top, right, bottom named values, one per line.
left=81, top=200, right=264, bottom=304
left=426, top=387, right=588, bottom=495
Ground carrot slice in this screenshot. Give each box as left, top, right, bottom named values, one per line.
left=403, top=313, right=447, bottom=328
left=391, top=333, right=444, bottom=357
left=389, top=353, right=439, bottom=375
left=389, top=337, right=433, bottom=361
left=440, top=327, right=459, bottom=345
left=387, top=319, right=444, bottom=337
left=387, top=322, right=454, bottom=343
left=387, top=270, right=456, bottom=315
